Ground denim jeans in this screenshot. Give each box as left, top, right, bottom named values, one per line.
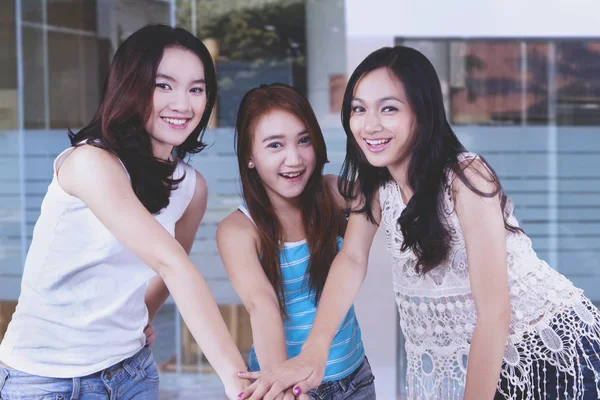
left=306, top=358, right=376, bottom=400
left=0, top=346, right=159, bottom=400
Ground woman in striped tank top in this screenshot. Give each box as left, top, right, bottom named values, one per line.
left=217, top=83, right=375, bottom=400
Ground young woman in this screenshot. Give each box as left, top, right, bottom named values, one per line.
left=0, top=25, right=248, bottom=399
left=219, top=83, right=375, bottom=400
left=239, top=47, right=600, bottom=400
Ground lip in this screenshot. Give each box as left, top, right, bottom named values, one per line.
left=363, top=137, right=392, bottom=153
left=161, top=116, right=191, bottom=130
left=279, top=169, right=306, bottom=183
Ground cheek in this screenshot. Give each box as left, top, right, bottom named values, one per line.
left=192, top=95, right=207, bottom=116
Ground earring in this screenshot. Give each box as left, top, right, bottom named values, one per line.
left=248, top=161, right=254, bottom=168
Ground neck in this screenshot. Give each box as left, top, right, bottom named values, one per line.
left=267, top=194, right=305, bottom=243
left=388, top=156, right=413, bottom=203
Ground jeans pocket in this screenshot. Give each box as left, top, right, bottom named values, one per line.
left=141, top=353, right=160, bottom=383
left=348, top=359, right=375, bottom=392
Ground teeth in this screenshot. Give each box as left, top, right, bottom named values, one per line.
left=163, top=117, right=187, bottom=125
left=365, top=138, right=391, bottom=146
left=282, top=172, right=302, bottom=178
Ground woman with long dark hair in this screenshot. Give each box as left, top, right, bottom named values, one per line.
left=220, top=83, right=375, bottom=400
left=0, top=25, right=248, bottom=399
left=239, top=46, right=600, bottom=400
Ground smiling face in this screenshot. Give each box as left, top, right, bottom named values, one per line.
left=144, top=46, right=207, bottom=160
left=248, top=109, right=317, bottom=206
left=349, top=67, right=417, bottom=172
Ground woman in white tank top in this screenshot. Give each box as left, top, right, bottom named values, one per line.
left=0, top=25, right=248, bottom=400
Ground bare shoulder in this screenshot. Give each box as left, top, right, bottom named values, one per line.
left=452, top=156, right=497, bottom=195
left=217, top=209, right=258, bottom=246
left=58, top=144, right=127, bottom=195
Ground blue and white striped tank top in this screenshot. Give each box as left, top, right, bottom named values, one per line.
left=239, top=204, right=365, bottom=382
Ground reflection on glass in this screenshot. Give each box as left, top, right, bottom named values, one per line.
left=47, top=0, right=98, bottom=32
left=0, top=0, right=18, bottom=130
left=177, top=0, right=307, bottom=126
left=23, top=27, right=45, bottom=129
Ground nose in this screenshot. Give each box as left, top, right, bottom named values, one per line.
left=285, top=144, right=302, bottom=167
left=363, top=110, right=383, bottom=135
left=168, top=88, right=191, bottom=114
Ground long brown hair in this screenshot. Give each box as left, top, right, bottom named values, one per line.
left=235, top=83, right=346, bottom=316
left=69, top=25, right=217, bottom=214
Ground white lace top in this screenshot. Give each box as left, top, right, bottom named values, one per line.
left=380, top=152, right=600, bottom=399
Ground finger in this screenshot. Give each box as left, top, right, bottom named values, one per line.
left=283, top=389, right=295, bottom=400
left=237, top=380, right=258, bottom=399
left=146, top=333, right=156, bottom=346
left=247, top=383, right=270, bottom=400
left=264, top=381, right=289, bottom=400
left=274, top=393, right=285, bottom=400
left=238, top=371, right=261, bottom=380
left=291, top=375, right=318, bottom=399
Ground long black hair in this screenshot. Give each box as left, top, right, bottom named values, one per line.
left=69, top=24, right=217, bottom=214
left=338, top=46, right=521, bottom=274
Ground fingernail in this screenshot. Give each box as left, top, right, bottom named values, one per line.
left=293, top=387, right=302, bottom=396
left=238, top=392, right=244, bottom=398
left=237, top=371, right=245, bottom=376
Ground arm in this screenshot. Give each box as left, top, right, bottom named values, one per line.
left=145, top=171, right=208, bottom=325
left=58, top=146, right=247, bottom=399
left=454, top=161, right=511, bottom=400
left=217, top=213, right=288, bottom=370
left=240, top=195, right=380, bottom=400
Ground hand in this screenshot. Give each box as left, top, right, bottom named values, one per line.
left=237, top=345, right=327, bottom=400
left=224, top=377, right=251, bottom=400
left=144, top=324, right=156, bottom=346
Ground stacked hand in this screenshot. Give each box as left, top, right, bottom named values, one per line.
left=236, top=344, right=327, bottom=400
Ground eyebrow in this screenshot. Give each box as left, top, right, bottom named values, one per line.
left=352, top=96, right=404, bottom=104
left=262, top=130, right=309, bottom=143
left=156, top=73, right=205, bottom=85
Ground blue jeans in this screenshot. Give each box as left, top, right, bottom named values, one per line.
left=306, top=358, right=376, bottom=400
left=0, top=346, right=159, bottom=400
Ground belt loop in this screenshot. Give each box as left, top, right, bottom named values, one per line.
left=71, top=377, right=80, bottom=400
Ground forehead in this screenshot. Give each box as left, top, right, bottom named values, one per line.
left=157, top=46, right=205, bottom=79
left=253, top=109, right=306, bottom=139
left=353, top=67, right=406, bottom=99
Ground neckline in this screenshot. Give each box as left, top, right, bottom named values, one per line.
left=393, top=180, right=408, bottom=207
left=283, top=239, right=308, bottom=248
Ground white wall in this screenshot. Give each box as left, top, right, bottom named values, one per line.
left=346, top=0, right=600, bottom=38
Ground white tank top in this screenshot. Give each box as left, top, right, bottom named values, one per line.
left=0, top=146, right=197, bottom=378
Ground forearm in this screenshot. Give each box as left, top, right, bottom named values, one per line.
left=464, top=315, right=509, bottom=399
left=249, top=303, right=288, bottom=369
left=145, top=275, right=170, bottom=324
left=161, top=259, right=247, bottom=390
left=303, top=251, right=366, bottom=353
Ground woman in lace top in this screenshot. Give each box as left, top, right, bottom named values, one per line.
left=238, top=46, right=600, bottom=400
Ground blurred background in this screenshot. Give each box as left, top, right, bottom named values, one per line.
left=1, top=0, right=600, bottom=398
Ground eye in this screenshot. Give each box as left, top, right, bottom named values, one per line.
left=155, top=83, right=171, bottom=90
left=382, top=106, right=398, bottom=113
left=267, top=142, right=282, bottom=149
left=351, top=105, right=365, bottom=113
left=190, top=87, right=205, bottom=94
left=299, top=136, right=311, bottom=145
